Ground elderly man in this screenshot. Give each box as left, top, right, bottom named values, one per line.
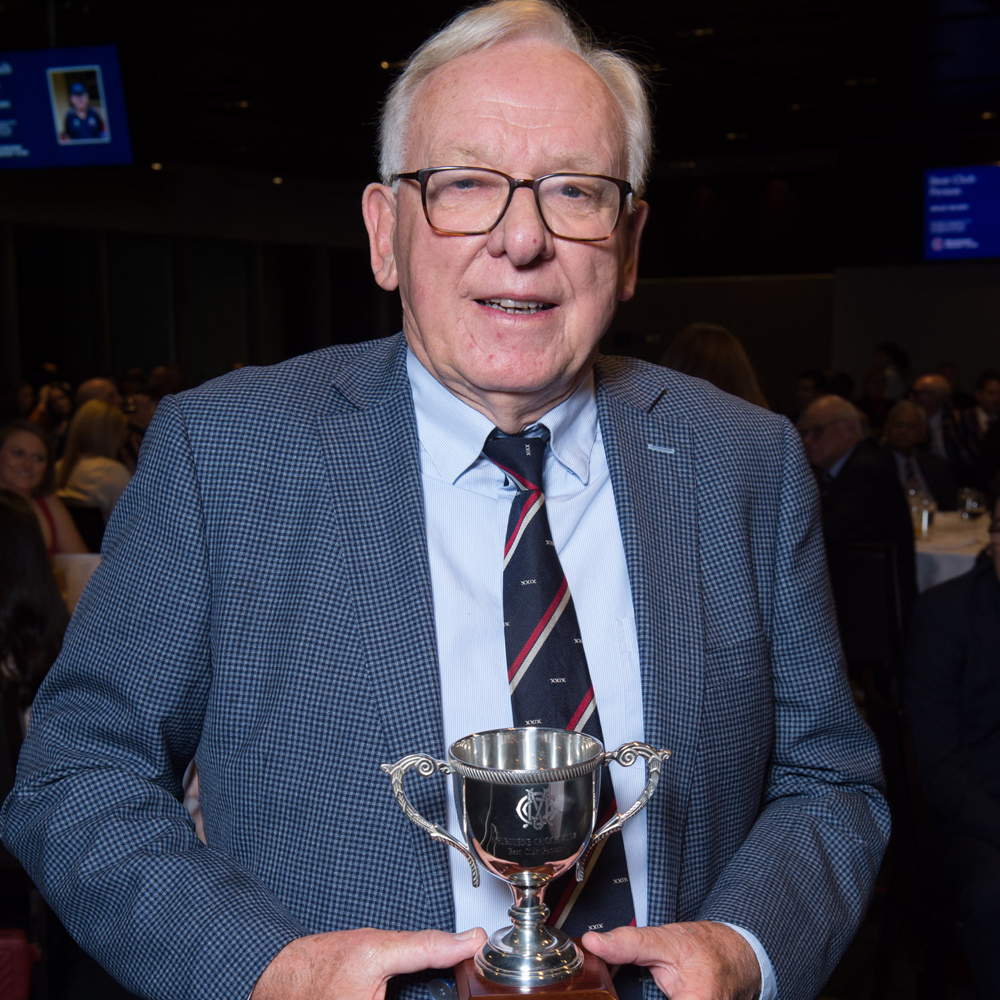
left=882, top=399, right=957, bottom=511
left=910, top=373, right=978, bottom=482
left=799, top=394, right=915, bottom=612
left=74, top=376, right=122, bottom=410
left=2, top=5, right=887, bottom=1000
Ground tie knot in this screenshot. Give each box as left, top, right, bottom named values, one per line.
left=482, top=428, right=550, bottom=491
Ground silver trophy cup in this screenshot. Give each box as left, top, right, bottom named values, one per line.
left=382, top=727, right=671, bottom=988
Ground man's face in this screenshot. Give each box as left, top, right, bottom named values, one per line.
left=799, top=404, right=859, bottom=471
left=363, top=38, right=647, bottom=425
left=975, top=378, right=1000, bottom=418
left=911, top=375, right=949, bottom=417
left=884, top=411, right=926, bottom=454
left=70, top=90, right=89, bottom=114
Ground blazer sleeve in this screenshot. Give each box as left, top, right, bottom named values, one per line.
left=696, top=420, right=891, bottom=1000
left=1, top=397, right=307, bottom=1000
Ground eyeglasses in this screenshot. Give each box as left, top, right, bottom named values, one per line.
left=799, top=417, right=849, bottom=441
left=392, top=166, right=633, bottom=242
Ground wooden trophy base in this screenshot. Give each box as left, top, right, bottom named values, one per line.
left=454, top=945, right=618, bottom=1000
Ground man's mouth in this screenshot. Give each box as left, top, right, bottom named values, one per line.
left=477, top=298, right=555, bottom=316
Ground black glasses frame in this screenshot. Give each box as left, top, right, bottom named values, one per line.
left=392, top=166, right=633, bottom=242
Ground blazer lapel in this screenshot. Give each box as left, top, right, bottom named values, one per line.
left=596, top=358, right=705, bottom=927
left=315, top=335, right=454, bottom=929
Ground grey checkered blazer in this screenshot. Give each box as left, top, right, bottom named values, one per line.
left=2, top=333, right=888, bottom=1000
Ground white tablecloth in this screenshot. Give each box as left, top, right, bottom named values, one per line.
left=915, top=511, right=990, bottom=592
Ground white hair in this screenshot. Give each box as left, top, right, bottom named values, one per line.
left=378, top=0, right=653, bottom=199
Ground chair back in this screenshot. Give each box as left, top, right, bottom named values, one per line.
left=826, top=542, right=905, bottom=695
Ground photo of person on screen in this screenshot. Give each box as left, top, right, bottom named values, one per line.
left=63, top=81, right=105, bottom=140
left=48, top=67, right=110, bottom=144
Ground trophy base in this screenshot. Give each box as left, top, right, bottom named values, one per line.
left=455, top=946, right=619, bottom=999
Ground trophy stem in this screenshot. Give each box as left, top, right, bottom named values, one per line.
left=474, top=885, right=584, bottom=986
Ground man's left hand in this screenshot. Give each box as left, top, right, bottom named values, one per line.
left=583, top=920, right=761, bottom=1000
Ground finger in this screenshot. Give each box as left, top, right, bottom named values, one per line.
left=375, top=927, right=488, bottom=979
left=583, top=925, right=671, bottom=967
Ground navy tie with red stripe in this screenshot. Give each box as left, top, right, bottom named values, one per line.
left=482, top=428, right=640, bottom=998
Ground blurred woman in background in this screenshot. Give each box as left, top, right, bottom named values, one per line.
left=0, top=421, right=86, bottom=556
left=0, top=490, right=69, bottom=718
left=660, top=322, right=769, bottom=409
left=56, top=400, right=131, bottom=524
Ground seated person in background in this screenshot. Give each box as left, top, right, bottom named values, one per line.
left=799, top=394, right=916, bottom=615
left=790, top=368, right=825, bottom=422
left=938, top=361, right=975, bottom=412
left=73, top=377, right=122, bottom=411
left=910, top=373, right=978, bottom=485
left=856, top=367, right=892, bottom=440
left=881, top=400, right=957, bottom=511
left=119, top=390, right=157, bottom=475
left=0, top=421, right=86, bottom=557
left=963, top=369, right=1000, bottom=443
left=0, top=490, right=69, bottom=729
left=904, top=475, right=1000, bottom=1000
left=28, top=381, right=73, bottom=459
left=56, top=400, right=132, bottom=524
left=659, top=322, right=769, bottom=408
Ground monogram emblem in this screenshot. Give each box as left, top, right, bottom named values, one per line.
left=516, top=787, right=558, bottom=831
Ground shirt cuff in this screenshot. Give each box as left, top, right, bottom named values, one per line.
left=718, top=922, right=777, bottom=1000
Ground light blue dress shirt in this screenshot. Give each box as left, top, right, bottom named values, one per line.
left=406, top=348, right=775, bottom=999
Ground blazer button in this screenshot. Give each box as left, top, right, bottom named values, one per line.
left=427, top=978, right=456, bottom=1000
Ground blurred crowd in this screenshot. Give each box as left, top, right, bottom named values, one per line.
left=0, top=363, right=182, bottom=557
left=662, top=325, right=999, bottom=997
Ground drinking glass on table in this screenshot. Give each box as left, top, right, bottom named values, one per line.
left=908, top=489, right=936, bottom=539
left=958, top=487, right=986, bottom=519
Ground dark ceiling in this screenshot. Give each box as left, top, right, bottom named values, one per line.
left=2, top=0, right=1000, bottom=270
left=2, top=0, right=998, bottom=180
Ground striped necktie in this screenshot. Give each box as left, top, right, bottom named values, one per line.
left=482, top=428, right=641, bottom=998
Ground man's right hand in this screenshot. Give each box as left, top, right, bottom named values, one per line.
left=250, top=926, right=487, bottom=1000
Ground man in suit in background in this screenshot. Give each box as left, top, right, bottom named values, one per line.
left=911, top=373, right=979, bottom=486
left=882, top=399, right=957, bottom=511
left=2, top=5, right=888, bottom=1000
left=905, top=476, right=1000, bottom=999
left=799, top=394, right=916, bottom=616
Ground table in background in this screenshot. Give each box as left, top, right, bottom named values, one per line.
left=915, top=511, right=990, bottom=592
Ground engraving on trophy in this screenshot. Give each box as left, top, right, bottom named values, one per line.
left=516, top=786, right=557, bottom=830
left=381, top=728, right=671, bottom=990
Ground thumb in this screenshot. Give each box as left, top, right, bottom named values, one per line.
left=583, top=925, right=659, bottom=967
left=377, top=927, right=488, bottom=978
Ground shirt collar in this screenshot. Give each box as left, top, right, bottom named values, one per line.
left=406, top=346, right=597, bottom=486
left=827, top=443, right=856, bottom=480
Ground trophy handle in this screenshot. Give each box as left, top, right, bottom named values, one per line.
left=380, top=753, right=482, bottom=888
left=575, top=742, right=672, bottom=881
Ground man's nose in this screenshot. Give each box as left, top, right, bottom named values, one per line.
left=486, top=187, right=554, bottom=265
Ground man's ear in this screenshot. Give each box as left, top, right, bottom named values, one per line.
left=362, top=183, right=399, bottom=291
left=619, top=199, right=649, bottom=302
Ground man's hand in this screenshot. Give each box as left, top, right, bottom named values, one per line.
left=584, top=921, right=761, bottom=1000
left=250, top=926, right=487, bottom=1000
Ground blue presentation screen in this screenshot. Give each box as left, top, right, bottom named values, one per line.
left=0, top=44, right=132, bottom=170
left=924, top=165, right=1000, bottom=261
